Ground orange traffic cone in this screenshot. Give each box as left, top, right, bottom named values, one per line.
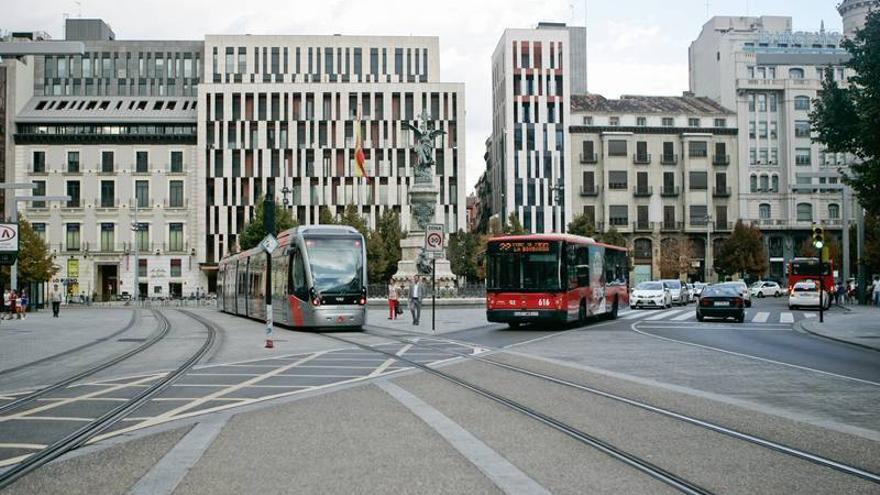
left=264, top=339, right=274, bottom=349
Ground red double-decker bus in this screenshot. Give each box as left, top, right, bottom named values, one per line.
left=787, top=257, right=834, bottom=294
left=485, top=234, right=629, bottom=327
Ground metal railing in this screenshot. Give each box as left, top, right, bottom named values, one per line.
left=713, top=186, right=731, bottom=197
left=660, top=186, right=680, bottom=197
left=713, top=154, right=730, bottom=165
left=633, top=186, right=653, bottom=197
left=633, top=153, right=652, bottom=165
left=632, top=221, right=653, bottom=232
left=715, top=221, right=733, bottom=231
left=660, top=154, right=678, bottom=165
left=580, top=185, right=600, bottom=196
left=661, top=221, right=683, bottom=232
left=367, top=283, right=486, bottom=299
left=579, top=153, right=598, bottom=164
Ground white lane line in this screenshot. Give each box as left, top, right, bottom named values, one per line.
left=751, top=312, right=770, bottom=323
left=377, top=381, right=552, bottom=495
left=127, top=417, right=229, bottom=495
left=643, top=309, right=688, bottom=321
left=36, top=397, right=128, bottom=402
left=0, top=443, right=46, bottom=450
left=186, top=373, right=262, bottom=377
left=151, top=398, right=243, bottom=402
left=804, top=313, right=817, bottom=318
left=171, top=384, right=311, bottom=389
left=274, top=374, right=365, bottom=378
left=780, top=312, right=794, bottom=323
left=631, top=322, right=880, bottom=387
left=10, top=416, right=93, bottom=422
left=670, top=311, right=695, bottom=321
left=370, top=343, right=413, bottom=377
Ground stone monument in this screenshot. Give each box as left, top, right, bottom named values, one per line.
left=392, top=110, right=456, bottom=289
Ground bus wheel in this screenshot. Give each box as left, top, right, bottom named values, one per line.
left=578, top=301, right=587, bottom=325
left=609, top=297, right=619, bottom=320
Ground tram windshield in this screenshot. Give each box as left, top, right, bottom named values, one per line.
left=305, top=237, right=364, bottom=294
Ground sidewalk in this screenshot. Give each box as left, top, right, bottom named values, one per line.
left=796, top=305, right=880, bottom=351
left=366, top=306, right=496, bottom=335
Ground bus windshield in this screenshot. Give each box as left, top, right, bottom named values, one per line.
left=791, top=259, right=830, bottom=276
left=487, top=241, right=561, bottom=291
left=305, top=237, right=364, bottom=294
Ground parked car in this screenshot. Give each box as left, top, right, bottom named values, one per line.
left=750, top=280, right=784, bottom=298
left=661, top=279, right=688, bottom=305
left=685, top=283, right=695, bottom=303
left=716, top=281, right=751, bottom=307
left=697, top=285, right=746, bottom=322
left=693, top=282, right=707, bottom=298
left=789, top=280, right=830, bottom=310
left=631, top=281, right=672, bottom=309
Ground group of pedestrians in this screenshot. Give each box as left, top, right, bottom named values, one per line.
left=834, top=277, right=880, bottom=306
left=387, top=275, right=426, bottom=325
left=2, top=289, right=28, bottom=320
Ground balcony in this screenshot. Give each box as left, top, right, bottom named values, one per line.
left=660, top=154, right=678, bottom=165
left=632, top=221, right=654, bottom=232
left=715, top=222, right=733, bottom=231
left=633, top=186, right=653, bottom=197
left=713, top=186, right=732, bottom=197
left=633, top=153, right=652, bottom=165
left=712, top=154, right=730, bottom=166
left=580, top=153, right=598, bottom=164
left=580, top=185, right=600, bottom=197
left=94, top=242, right=132, bottom=254
left=661, top=221, right=682, bottom=232
left=163, top=199, right=189, bottom=209
left=660, top=186, right=680, bottom=197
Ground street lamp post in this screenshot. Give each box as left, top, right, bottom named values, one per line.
left=705, top=214, right=712, bottom=283
left=132, top=196, right=141, bottom=304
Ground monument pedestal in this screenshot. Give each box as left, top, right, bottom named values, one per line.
left=391, top=232, right=456, bottom=289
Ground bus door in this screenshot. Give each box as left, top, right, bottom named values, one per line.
left=589, top=245, right=606, bottom=314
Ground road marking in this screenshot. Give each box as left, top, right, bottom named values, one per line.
left=643, top=309, right=688, bottom=321
left=370, top=343, right=413, bottom=377
left=670, top=312, right=695, bottom=321
left=127, top=417, right=229, bottom=495
left=631, top=322, right=880, bottom=387
left=804, top=313, right=817, bottom=318
left=186, top=373, right=263, bottom=377
left=619, top=310, right=650, bottom=320
left=752, top=312, right=770, bottom=323
left=780, top=313, right=794, bottom=323
left=378, top=381, right=552, bottom=495
left=0, top=443, right=46, bottom=450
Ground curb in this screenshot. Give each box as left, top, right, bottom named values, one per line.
left=794, top=319, right=880, bottom=353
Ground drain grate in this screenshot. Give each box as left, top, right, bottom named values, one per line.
left=117, top=338, right=147, bottom=342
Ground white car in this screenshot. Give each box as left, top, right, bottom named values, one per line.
left=631, top=281, right=672, bottom=309
left=716, top=281, right=752, bottom=307
left=789, top=281, right=831, bottom=310
left=750, top=280, right=784, bottom=298
left=685, top=283, right=695, bottom=303
left=661, top=279, right=688, bottom=305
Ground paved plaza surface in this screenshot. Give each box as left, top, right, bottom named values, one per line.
left=0, top=300, right=878, bottom=494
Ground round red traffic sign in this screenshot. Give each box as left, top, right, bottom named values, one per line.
left=426, top=232, right=443, bottom=248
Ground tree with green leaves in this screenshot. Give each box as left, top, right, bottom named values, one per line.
left=376, top=209, right=403, bottom=282
left=337, top=204, right=368, bottom=235
left=597, top=226, right=626, bottom=247
left=448, top=230, right=480, bottom=283
left=713, top=221, right=768, bottom=279
left=810, top=11, right=880, bottom=217
left=365, top=231, right=388, bottom=285
left=1, top=217, right=58, bottom=286
left=505, top=213, right=526, bottom=235
left=567, top=213, right=597, bottom=238
left=237, top=200, right=297, bottom=251
left=318, top=206, right=336, bottom=225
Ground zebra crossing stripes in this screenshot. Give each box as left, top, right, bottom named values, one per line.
left=642, top=309, right=689, bottom=321
left=752, top=312, right=770, bottom=323
left=670, top=311, right=695, bottom=321
left=779, top=313, right=794, bottom=323
left=622, top=307, right=803, bottom=325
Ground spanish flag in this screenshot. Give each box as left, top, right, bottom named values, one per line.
left=354, top=112, right=370, bottom=183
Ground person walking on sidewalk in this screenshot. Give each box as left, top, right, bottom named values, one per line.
left=409, top=275, right=424, bottom=325
left=873, top=277, right=880, bottom=306
left=50, top=284, right=62, bottom=318
left=387, top=283, right=399, bottom=320
left=19, top=290, right=28, bottom=319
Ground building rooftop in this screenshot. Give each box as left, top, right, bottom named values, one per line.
left=16, top=96, right=197, bottom=123
left=571, top=94, right=735, bottom=115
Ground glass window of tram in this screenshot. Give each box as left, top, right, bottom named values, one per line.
left=305, top=238, right=364, bottom=294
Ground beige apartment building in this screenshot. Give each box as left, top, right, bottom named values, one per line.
left=570, top=94, right=738, bottom=284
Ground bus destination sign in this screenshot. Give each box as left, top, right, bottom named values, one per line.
left=497, top=241, right=552, bottom=253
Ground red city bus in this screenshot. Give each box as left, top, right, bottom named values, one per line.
left=787, top=257, right=834, bottom=294
left=485, top=234, right=629, bottom=327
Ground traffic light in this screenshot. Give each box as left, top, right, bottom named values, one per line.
left=811, top=225, right=825, bottom=250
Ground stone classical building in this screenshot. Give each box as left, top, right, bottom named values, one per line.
left=570, top=94, right=738, bottom=283
left=199, top=35, right=466, bottom=287
left=689, top=15, right=857, bottom=281
left=837, top=0, right=879, bottom=38
left=7, top=19, right=204, bottom=300
left=488, top=22, right=586, bottom=233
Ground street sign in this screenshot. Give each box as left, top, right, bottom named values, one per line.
left=260, top=234, right=279, bottom=254
left=424, top=224, right=445, bottom=253
left=0, top=223, right=19, bottom=266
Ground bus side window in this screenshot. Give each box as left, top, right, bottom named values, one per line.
left=291, top=250, right=308, bottom=300
left=576, top=245, right=590, bottom=287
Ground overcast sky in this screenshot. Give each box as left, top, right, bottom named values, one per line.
left=4, top=0, right=844, bottom=192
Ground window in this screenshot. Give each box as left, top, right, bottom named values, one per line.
left=135, top=180, right=149, bottom=208
left=170, top=151, right=183, bottom=173
left=758, top=121, right=767, bottom=138
left=608, top=140, right=627, bottom=157
left=32, top=223, right=46, bottom=241
left=769, top=94, right=777, bottom=112
left=662, top=117, right=674, bottom=127
left=136, top=151, right=149, bottom=173
left=688, top=141, right=707, bottom=157
left=100, top=180, right=115, bottom=207
left=170, top=258, right=182, bottom=277
left=796, top=203, right=813, bottom=222
left=750, top=175, right=758, bottom=192
left=828, top=204, right=840, bottom=220
left=138, top=259, right=147, bottom=278
left=582, top=116, right=593, bottom=125
left=608, top=171, right=628, bottom=190
left=688, top=118, right=701, bottom=127
left=169, top=223, right=184, bottom=251
left=31, top=181, right=46, bottom=208
left=636, top=117, right=647, bottom=126
left=99, top=151, right=114, bottom=173
left=758, top=94, right=766, bottom=112
left=100, top=223, right=114, bottom=252
left=66, top=224, right=81, bottom=251
left=795, top=148, right=811, bottom=166
left=635, top=141, right=648, bottom=161
left=771, top=175, right=779, bottom=192
left=689, top=171, right=708, bottom=190
left=32, top=151, right=46, bottom=173
left=609, top=205, right=628, bottom=226
left=136, top=223, right=150, bottom=251
left=714, top=118, right=726, bottom=128
left=789, top=68, right=805, bottom=79
left=748, top=94, right=755, bottom=112
left=759, top=203, right=771, bottom=219
left=66, top=181, right=81, bottom=207
left=609, top=116, right=620, bottom=126
left=795, top=121, right=810, bottom=138
left=169, top=180, right=184, bottom=207
left=749, top=148, right=757, bottom=165
left=760, top=175, right=769, bottom=191
left=794, top=96, right=810, bottom=110
left=689, top=205, right=708, bottom=225
left=67, top=151, right=80, bottom=173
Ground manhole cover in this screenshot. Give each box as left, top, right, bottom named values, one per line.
left=117, top=338, right=147, bottom=342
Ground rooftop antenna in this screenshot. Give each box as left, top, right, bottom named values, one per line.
left=820, top=20, right=825, bottom=34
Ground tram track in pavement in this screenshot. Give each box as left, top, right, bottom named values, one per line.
left=357, top=326, right=880, bottom=487
left=0, top=309, right=139, bottom=378
left=319, top=331, right=715, bottom=495
left=0, top=310, right=216, bottom=490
